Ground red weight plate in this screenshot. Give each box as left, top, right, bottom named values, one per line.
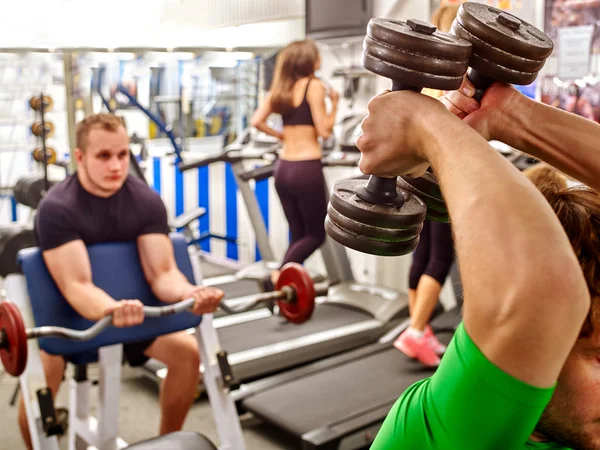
left=276, top=263, right=316, bottom=324
left=0, top=302, right=28, bottom=377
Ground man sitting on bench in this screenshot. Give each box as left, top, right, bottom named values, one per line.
left=18, top=113, right=224, bottom=449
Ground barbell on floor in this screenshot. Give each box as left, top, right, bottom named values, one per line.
left=0, top=263, right=329, bottom=377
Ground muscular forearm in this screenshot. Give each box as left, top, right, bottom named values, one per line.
left=501, top=95, right=600, bottom=191
left=63, top=282, right=117, bottom=322
left=151, top=269, right=194, bottom=303
left=426, top=114, right=586, bottom=327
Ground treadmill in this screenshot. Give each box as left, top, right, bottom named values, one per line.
left=232, top=267, right=464, bottom=450
left=139, top=131, right=410, bottom=389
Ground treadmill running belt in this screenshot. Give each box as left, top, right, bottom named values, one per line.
left=218, top=305, right=374, bottom=354
left=242, top=310, right=460, bottom=436
left=215, top=279, right=262, bottom=300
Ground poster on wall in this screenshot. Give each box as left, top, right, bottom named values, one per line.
left=545, top=0, right=600, bottom=54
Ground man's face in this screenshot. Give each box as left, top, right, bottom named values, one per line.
left=76, top=125, right=129, bottom=195
left=536, top=328, right=600, bottom=450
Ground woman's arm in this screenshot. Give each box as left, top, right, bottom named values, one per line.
left=251, top=92, right=284, bottom=140
left=307, top=81, right=339, bottom=139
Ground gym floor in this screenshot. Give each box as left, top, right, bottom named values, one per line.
left=0, top=364, right=293, bottom=450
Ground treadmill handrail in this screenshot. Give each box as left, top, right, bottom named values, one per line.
left=178, top=143, right=280, bottom=173
left=239, top=163, right=275, bottom=182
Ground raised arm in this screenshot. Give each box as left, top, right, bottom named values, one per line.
left=357, top=91, right=589, bottom=388
left=442, top=78, right=600, bottom=191
left=307, top=80, right=338, bottom=139
left=251, top=93, right=285, bottom=140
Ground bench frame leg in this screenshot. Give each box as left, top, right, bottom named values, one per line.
left=189, top=246, right=247, bottom=450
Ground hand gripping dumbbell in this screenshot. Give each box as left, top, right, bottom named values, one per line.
left=0, top=264, right=330, bottom=377
left=325, top=18, right=473, bottom=257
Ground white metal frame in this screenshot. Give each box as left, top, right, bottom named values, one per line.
left=5, top=242, right=246, bottom=450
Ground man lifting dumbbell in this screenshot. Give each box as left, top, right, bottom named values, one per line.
left=356, top=4, right=600, bottom=450
left=18, top=113, right=224, bottom=449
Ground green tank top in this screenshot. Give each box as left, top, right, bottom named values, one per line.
left=371, top=322, right=572, bottom=450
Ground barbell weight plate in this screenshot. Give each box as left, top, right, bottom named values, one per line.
left=0, top=301, right=28, bottom=377
left=327, top=203, right=423, bottom=243
left=325, top=216, right=421, bottom=257
left=0, top=228, right=36, bottom=278
left=276, top=263, right=315, bottom=324
left=330, top=179, right=427, bottom=230
left=456, top=3, right=553, bottom=61
left=33, top=147, right=57, bottom=165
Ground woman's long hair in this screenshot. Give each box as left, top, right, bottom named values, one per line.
left=270, top=39, right=320, bottom=116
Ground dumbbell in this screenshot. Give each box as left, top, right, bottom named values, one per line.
left=0, top=263, right=327, bottom=377
left=29, top=95, right=53, bottom=113
left=31, top=121, right=55, bottom=138
left=33, top=147, right=57, bottom=165
left=325, top=18, right=473, bottom=257
left=450, top=2, right=554, bottom=103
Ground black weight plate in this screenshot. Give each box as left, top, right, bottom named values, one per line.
left=361, top=53, right=465, bottom=91
left=0, top=227, right=36, bottom=277
left=450, top=21, right=545, bottom=74
left=363, top=36, right=469, bottom=77
left=400, top=172, right=442, bottom=199
left=330, top=179, right=427, bottom=229
left=426, top=208, right=450, bottom=223
left=456, top=3, right=553, bottom=61
left=367, top=19, right=473, bottom=62
left=325, top=216, right=420, bottom=257
left=468, top=52, right=539, bottom=86
left=397, top=176, right=447, bottom=213
left=327, top=203, right=423, bottom=243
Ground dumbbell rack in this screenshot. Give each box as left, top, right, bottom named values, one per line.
left=29, top=93, right=53, bottom=193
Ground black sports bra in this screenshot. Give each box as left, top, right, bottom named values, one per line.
left=281, top=78, right=315, bottom=127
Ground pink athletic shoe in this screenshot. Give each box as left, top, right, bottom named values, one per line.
left=394, top=329, right=441, bottom=368
left=425, top=325, right=447, bottom=356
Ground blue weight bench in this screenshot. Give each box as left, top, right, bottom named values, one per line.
left=4, top=234, right=245, bottom=450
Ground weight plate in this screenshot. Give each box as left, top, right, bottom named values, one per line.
left=361, top=53, right=465, bottom=92
left=325, top=216, right=421, bottom=257
left=330, top=178, right=427, bottom=230
left=29, top=95, right=53, bottom=112
left=276, top=263, right=315, bottom=324
left=426, top=208, right=450, bottom=223
left=397, top=175, right=447, bottom=213
left=362, top=36, right=469, bottom=78
left=0, top=228, right=36, bottom=277
left=467, top=52, right=539, bottom=86
left=31, top=122, right=55, bottom=138
left=327, top=203, right=423, bottom=243
left=455, top=3, right=553, bottom=61
left=367, top=18, right=472, bottom=62
left=363, top=18, right=472, bottom=91
left=33, top=147, right=57, bottom=165
left=450, top=21, right=545, bottom=74
left=0, top=301, right=28, bottom=377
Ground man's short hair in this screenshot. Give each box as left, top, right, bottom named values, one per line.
left=76, top=113, right=126, bottom=151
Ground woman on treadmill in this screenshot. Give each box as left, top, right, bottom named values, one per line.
left=251, top=39, right=339, bottom=284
